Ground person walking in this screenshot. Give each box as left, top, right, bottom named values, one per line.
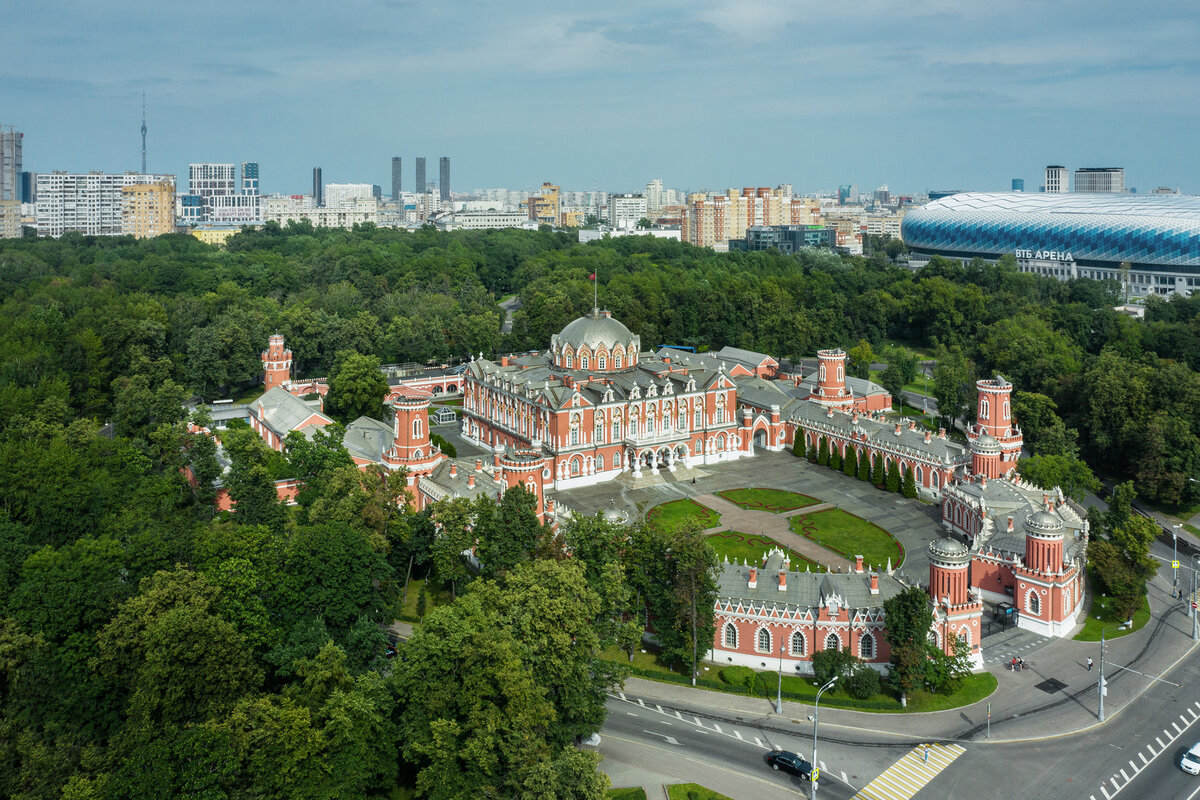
left=922, top=744, right=930, bottom=764
left=1086, top=657, right=1093, bottom=671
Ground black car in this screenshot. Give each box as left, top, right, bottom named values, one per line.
left=766, top=750, right=812, bottom=779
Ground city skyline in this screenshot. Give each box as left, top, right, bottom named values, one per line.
left=6, top=1, right=1200, bottom=194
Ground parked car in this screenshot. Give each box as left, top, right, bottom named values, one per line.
left=1181, top=742, right=1200, bottom=775
left=766, top=750, right=812, bottom=779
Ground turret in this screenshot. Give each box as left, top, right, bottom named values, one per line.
left=262, top=334, right=292, bottom=391
left=810, top=349, right=851, bottom=408
left=928, top=538, right=971, bottom=606
left=1024, top=510, right=1065, bottom=575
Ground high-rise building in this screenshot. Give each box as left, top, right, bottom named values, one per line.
left=1012, top=178, right=1025, bottom=192
left=121, top=179, right=176, bottom=238
left=184, top=162, right=259, bottom=226
left=439, top=157, right=450, bottom=202
left=391, top=157, right=402, bottom=201
left=1, top=127, right=24, bottom=203
left=1074, top=167, right=1125, bottom=193
left=645, top=179, right=664, bottom=213
left=521, top=183, right=560, bottom=226
left=20, top=171, right=36, bottom=203
left=189, top=163, right=236, bottom=198
left=0, top=200, right=20, bottom=239
left=37, top=171, right=174, bottom=237
left=324, top=183, right=374, bottom=208
left=608, top=193, right=648, bottom=230
left=1045, top=165, right=1068, bottom=194
left=313, top=167, right=324, bottom=207
left=415, top=157, right=426, bottom=194
left=838, top=185, right=852, bottom=205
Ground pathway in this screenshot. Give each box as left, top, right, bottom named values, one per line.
left=695, top=493, right=866, bottom=573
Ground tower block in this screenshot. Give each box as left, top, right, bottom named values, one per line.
left=262, top=334, right=292, bottom=391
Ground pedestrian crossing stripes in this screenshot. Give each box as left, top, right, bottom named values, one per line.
left=851, top=743, right=965, bottom=800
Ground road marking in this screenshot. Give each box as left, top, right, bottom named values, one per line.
left=626, top=712, right=638, bottom=717
left=1174, top=722, right=1183, bottom=734
left=657, top=720, right=673, bottom=726
left=851, top=743, right=965, bottom=800
left=1097, top=697, right=1200, bottom=798
left=754, top=737, right=765, bottom=747
left=713, top=724, right=722, bottom=733
left=675, top=710, right=683, bottom=720
left=1156, top=736, right=1166, bottom=748
left=1100, top=787, right=1112, bottom=800
left=637, top=698, right=645, bottom=707
left=694, top=716, right=702, bottom=726
left=734, top=730, right=743, bottom=740
left=642, top=730, right=680, bottom=746
left=1119, top=769, right=1129, bottom=781
left=618, top=691, right=626, bottom=701
left=656, top=704, right=664, bottom=713
left=1138, top=753, right=1148, bottom=765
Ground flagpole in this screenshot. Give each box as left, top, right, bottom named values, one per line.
left=594, top=270, right=598, bottom=312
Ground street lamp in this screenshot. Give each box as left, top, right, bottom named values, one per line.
left=1191, top=554, right=1200, bottom=642
left=1098, top=619, right=1132, bottom=722
left=1173, top=524, right=1181, bottom=593
left=809, top=675, right=837, bottom=800
left=776, top=643, right=787, bottom=714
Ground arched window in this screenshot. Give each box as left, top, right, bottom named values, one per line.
left=695, top=406, right=703, bottom=429
left=413, top=417, right=423, bottom=439
left=860, top=633, right=875, bottom=660
left=612, top=420, right=621, bottom=440
left=597, top=454, right=605, bottom=471
left=1027, top=590, right=1041, bottom=616
left=599, top=356, right=606, bottom=369
left=615, top=354, right=623, bottom=369
left=932, top=472, right=940, bottom=489
left=581, top=356, right=589, bottom=369
left=756, top=628, right=771, bottom=653
left=595, top=422, right=603, bottom=443
left=1003, top=400, right=1010, bottom=419
left=790, top=631, right=806, bottom=656
left=570, top=457, right=581, bottom=476
left=716, top=396, right=726, bottom=424
left=819, top=365, right=826, bottom=381
left=916, top=465, right=924, bottom=485
left=837, top=365, right=844, bottom=381
left=724, top=624, right=738, bottom=649
left=570, top=415, right=580, bottom=446
left=824, top=632, right=840, bottom=652
left=566, top=355, right=573, bottom=368
left=980, top=397, right=990, bottom=419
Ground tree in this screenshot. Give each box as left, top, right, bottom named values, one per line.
left=871, top=453, right=884, bottom=486
left=661, top=522, right=720, bottom=684
left=847, top=339, right=875, bottom=380
left=324, top=351, right=388, bottom=424
left=1011, top=391, right=1078, bottom=457
left=886, top=460, right=901, bottom=493
left=806, top=442, right=817, bottom=462
left=817, top=436, right=829, bottom=466
left=429, top=497, right=475, bottom=598
left=882, top=586, right=935, bottom=702
left=792, top=434, right=804, bottom=458
left=474, top=485, right=551, bottom=580
left=185, top=430, right=221, bottom=506
left=857, top=448, right=871, bottom=481
left=812, top=646, right=858, bottom=686
left=274, top=523, right=392, bottom=634
left=901, top=465, right=917, bottom=498
left=931, top=347, right=975, bottom=428
left=877, top=363, right=906, bottom=406
left=1017, top=454, right=1101, bottom=501
left=843, top=447, right=857, bottom=477
left=829, top=443, right=842, bottom=472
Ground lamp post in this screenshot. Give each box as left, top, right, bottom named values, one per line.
left=776, top=643, right=787, bottom=714
left=809, top=675, right=837, bottom=800
left=1173, top=524, right=1181, bottom=593
left=1191, top=554, right=1200, bottom=642
left=1098, top=620, right=1132, bottom=722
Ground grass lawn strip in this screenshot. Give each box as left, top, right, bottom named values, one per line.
left=706, top=531, right=825, bottom=572
left=607, top=789, right=648, bottom=800
left=648, top=498, right=721, bottom=530
left=790, top=508, right=906, bottom=570
left=1073, top=593, right=1152, bottom=641
left=716, top=487, right=819, bottom=513
left=666, top=785, right=735, bottom=800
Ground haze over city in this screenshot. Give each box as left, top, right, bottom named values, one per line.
left=8, top=0, right=1200, bottom=193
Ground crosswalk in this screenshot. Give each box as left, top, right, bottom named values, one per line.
left=851, top=743, right=965, bottom=800
left=1091, top=700, right=1200, bottom=800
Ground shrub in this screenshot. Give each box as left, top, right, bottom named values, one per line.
left=871, top=453, right=884, bottom=486
left=857, top=450, right=871, bottom=481
left=793, top=435, right=804, bottom=457
left=902, top=465, right=917, bottom=498
left=430, top=432, right=457, bottom=458
left=886, top=460, right=901, bottom=493
left=807, top=443, right=817, bottom=463
left=817, top=437, right=829, bottom=466
left=843, top=448, right=857, bottom=477
left=829, top=446, right=842, bottom=471
left=718, top=665, right=756, bottom=687
left=813, top=647, right=858, bottom=685
left=847, top=665, right=881, bottom=699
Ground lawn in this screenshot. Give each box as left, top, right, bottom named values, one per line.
left=706, top=531, right=825, bottom=572
left=608, top=789, right=648, bottom=800
left=648, top=498, right=721, bottom=530
left=666, top=785, right=734, bottom=800
left=790, top=509, right=905, bottom=570
left=716, top=487, right=819, bottom=513
left=892, top=403, right=938, bottom=430
left=869, top=368, right=929, bottom=397
left=1186, top=523, right=1200, bottom=537
left=904, top=672, right=998, bottom=712
left=394, top=576, right=453, bottom=623
left=1073, top=592, right=1152, bottom=642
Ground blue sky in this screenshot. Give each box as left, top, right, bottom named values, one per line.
left=7, top=1, right=1200, bottom=195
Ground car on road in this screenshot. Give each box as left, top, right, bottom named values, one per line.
left=766, top=750, right=812, bottom=779
left=1181, top=742, right=1200, bottom=775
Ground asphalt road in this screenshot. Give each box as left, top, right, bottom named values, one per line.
left=602, top=646, right=1200, bottom=800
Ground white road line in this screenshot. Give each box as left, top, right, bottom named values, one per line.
left=1119, top=769, right=1129, bottom=781
left=656, top=720, right=673, bottom=726
left=713, top=724, right=722, bottom=733
left=1156, top=736, right=1166, bottom=748
left=675, top=711, right=683, bottom=720
left=754, top=737, right=765, bottom=747
left=637, top=698, right=645, bottom=707
left=642, top=730, right=680, bottom=746
left=1128, top=760, right=1137, bottom=773
left=841, top=771, right=848, bottom=783
left=1100, top=786, right=1112, bottom=800
left=618, top=691, right=626, bottom=701
left=626, top=712, right=638, bottom=717
left=1189, top=708, right=1199, bottom=720
left=655, top=704, right=664, bottom=713
left=734, top=730, right=743, bottom=740
left=820, top=760, right=827, bottom=771
left=1139, top=753, right=1148, bottom=765
left=1174, top=722, right=1184, bottom=734
left=1183, top=714, right=1192, bottom=725
left=694, top=716, right=702, bottom=726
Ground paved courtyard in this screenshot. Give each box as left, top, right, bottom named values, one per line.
left=554, top=450, right=941, bottom=584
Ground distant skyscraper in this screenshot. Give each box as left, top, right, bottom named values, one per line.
left=1012, top=178, right=1025, bottom=192
left=1044, top=165, right=1067, bottom=194
left=439, top=157, right=450, bottom=202
left=37, top=171, right=172, bottom=237
left=1074, top=167, right=1125, bottom=193
left=19, top=171, right=35, bottom=203
left=1, top=127, right=22, bottom=203
left=415, top=157, right=426, bottom=194
left=838, top=185, right=851, bottom=205
left=242, top=162, right=259, bottom=195
left=313, top=167, right=324, bottom=207
left=391, top=157, right=402, bottom=201
left=140, top=92, right=148, bottom=174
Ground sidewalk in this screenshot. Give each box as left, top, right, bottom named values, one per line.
left=616, top=564, right=1198, bottom=744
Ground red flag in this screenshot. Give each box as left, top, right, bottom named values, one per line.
left=589, top=272, right=596, bottom=280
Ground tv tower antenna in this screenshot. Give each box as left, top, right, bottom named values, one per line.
left=140, top=91, right=147, bottom=174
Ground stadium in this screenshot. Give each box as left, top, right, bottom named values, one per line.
left=901, top=192, right=1200, bottom=297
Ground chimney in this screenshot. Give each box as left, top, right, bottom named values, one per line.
left=869, top=573, right=879, bottom=595
left=663, top=356, right=671, bottom=364
left=500, top=356, right=509, bottom=367
left=467, top=474, right=475, bottom=488
left=851, top=412, right=858, bottom=424
left=1007, top=517, right=1014, bottom=532
left=924, top=430, right=931, bottom=444
left=778, top=569, right=787, bottom=591
left=494, top=451, right=502, bottom=468
left=475, top=459, right=483, bottom=472
left=748, top=565, right=758, bottom=588
left=981, top=476, right=988, bottom=489
left=827, top=407, right=834, bottom=418
left=894, top=423, right=902, bottom=436
left=761, top=553, right=768, bottom=566
left=908, top=420, right=917, bottom=431
left=450, top=464, right=458, bottom=477
left=855, top=554, right=864, bottom=573
left=938, top=428, right=946, bottom=439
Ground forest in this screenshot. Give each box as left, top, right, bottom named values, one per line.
left=1, top=223, right=1199, bottom=798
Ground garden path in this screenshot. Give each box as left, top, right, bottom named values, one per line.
left=695, top=494, right=860, bottom=573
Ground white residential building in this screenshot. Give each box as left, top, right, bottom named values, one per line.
left=262, top=196, right=378, bottom=229
left=608, top=193, right=648, bottom=230
left=324, top=183, right=375, bottom=208
left=36, top=171, right=175, bottom=237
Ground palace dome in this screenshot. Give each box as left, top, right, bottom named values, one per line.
left=971, top=433, right=1002, bottom=454
left=1025, top=509, right=1065, bottom=537
left=550, top=309, right=640, bottom=371
left=929, top=537, right=970, bottom=564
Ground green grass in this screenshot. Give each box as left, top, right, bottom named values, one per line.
left=790, top=509, right=905, bottom=570
left=904, top=672, right=998, bottom=712
left=666, top=785, right=734, bottom=800
left=394, top=577, right=453, bottom=623
left=706, top=531, right=825, bottom=572
left=648, top=498, right=721, bottom=530
left=432, top=397, right=463, bottom=406
left=1143, top=495, right=1200, bottom=521
left=869, top=369, right=929, bottom=396
left=716, top=487, right=819, bottom=513
left=1186, top=523, right=1200, bottom=537
left=1073, top=592, right=1152, bottom=641
left=608, top=789, right=648, bottom=800
left=892, top=403, right=938, bottom=430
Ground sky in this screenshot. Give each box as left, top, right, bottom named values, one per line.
left=7, top=1, right=1200, bottom=196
